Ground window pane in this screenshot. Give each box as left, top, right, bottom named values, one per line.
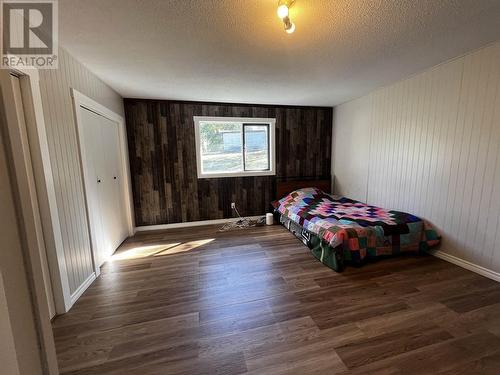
left=244, top=125, right=269, bottom=171
left=199, top=122, right=243, bottom=173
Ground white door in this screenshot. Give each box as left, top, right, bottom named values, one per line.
left=100, top=116, right=128, bottom=250
left=79, top=107, right=128, bottom=267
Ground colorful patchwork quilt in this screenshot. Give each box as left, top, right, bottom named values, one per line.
left=272, top=187, right=440, bottom=265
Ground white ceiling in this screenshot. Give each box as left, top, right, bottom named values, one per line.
left=59, top=0, right=500, bottom=106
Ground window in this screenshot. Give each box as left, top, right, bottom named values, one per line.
left=194, top=116, right=276, bottom=178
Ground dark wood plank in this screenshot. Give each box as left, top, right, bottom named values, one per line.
left=335, top=322, right=453, bottom=369
left=52, top=225, right=500, bottom=374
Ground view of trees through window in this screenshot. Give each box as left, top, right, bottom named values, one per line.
left=199, top=122, right=269, bottom=174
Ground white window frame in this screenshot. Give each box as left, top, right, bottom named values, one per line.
left=194, top=116, right=276, bottom=178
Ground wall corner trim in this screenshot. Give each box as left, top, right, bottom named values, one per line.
left=430, top=250, right=500, bottom=283
left=69, top=272, right=96, bottom=305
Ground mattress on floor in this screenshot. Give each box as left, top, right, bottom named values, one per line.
left=272, top=187, right=440, bottom=271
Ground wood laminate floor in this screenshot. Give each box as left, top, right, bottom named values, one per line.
left=53, top=224, right=500, bottom=374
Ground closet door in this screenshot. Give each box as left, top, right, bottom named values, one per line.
left=100, top=116, right=127, bottom=251
left=79, top=108, right=129, bottom=267
left=108, top=120, right=128, bottom=246
left=79, top=108, right=107, bottom=267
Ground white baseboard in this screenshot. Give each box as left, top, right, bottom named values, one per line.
left=431, top=250, right=500, bottom=283
left=70, top=272, right=96, bottom=305
left=135, top=215, right=265, bottom=232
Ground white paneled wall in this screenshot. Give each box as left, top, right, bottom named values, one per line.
left=38, top=48, right=124, bottom=295
left=333, top=41, right=500, bottom=274
left=332, top=95, right=372, bottom=202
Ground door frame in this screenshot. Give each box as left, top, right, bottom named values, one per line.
left=0, top=68, right=60, bottom=373
left=0, top=67, right=70, bottom=315
left=71, top=89, right=134, bottom=278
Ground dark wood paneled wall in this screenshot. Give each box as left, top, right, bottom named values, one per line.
left=124, top=99, right=332, bottom=226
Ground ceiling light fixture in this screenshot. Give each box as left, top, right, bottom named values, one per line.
left=277, top=0, right=296, bottom=34
left=277, top=4, right=289, bottom=19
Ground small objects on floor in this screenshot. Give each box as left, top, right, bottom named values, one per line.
left=266, top=212, right=274, bottom=225
left=219, top=204, right=266, bottom=231
left=219, top=215, right=266, bottom=231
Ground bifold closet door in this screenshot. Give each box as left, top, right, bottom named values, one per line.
left=79, top=108, right=107, bottom=267
left=79, top=108, right=128, bottom=268
left=99, top=115, right=128, bottom=251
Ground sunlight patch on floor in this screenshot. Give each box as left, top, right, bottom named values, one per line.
left=111, top=243, right=181, bottom=260
left=154, top=239, right=215, bottom=256
left=111, top=238, right=216, bottom=260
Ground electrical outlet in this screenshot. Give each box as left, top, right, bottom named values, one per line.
left=231, top=202, right=236, bottom=210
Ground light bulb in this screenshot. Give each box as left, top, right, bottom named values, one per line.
left=285, top=21, right=295, bottom=34
left=277, top=4, right=289, bottom=19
